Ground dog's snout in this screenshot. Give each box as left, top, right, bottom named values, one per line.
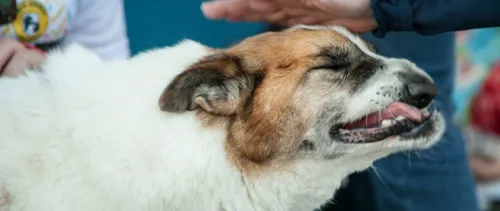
left=401, top=73, right=437, bottom=109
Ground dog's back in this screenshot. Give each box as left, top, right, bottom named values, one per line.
left=0, top=42, right=250, bottom=211
left=0, top=26, right=446, bottom=211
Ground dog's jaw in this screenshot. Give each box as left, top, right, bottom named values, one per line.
left=238, top=114, right=444, bottom=210
left=242, top=127, right=444, bottom=211
left=0, top=41, right=366, bottom=211
left=0, top=26, right=446, bottom=211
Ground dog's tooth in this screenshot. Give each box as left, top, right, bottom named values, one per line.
left=422, top=110, right=430, bottom=118
left=381, top=119, right=392, bottom=127
left=381, top=119, right=397, bottom=127
left=396, top=116, right=405, bottom=121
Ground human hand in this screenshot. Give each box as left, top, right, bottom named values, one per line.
left=0, top=39, right=46, bottom=77
left=470, top=156, right=500, bottom=183
left=201, top=0, right=378, bottom=33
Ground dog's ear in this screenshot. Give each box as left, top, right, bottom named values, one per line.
left=159, top=53, right=262, bottom=115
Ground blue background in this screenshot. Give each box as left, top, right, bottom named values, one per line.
left=124, top=0, right=267, bottom=55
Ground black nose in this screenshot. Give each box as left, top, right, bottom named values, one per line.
left=402, top=73, right=437, bottom=109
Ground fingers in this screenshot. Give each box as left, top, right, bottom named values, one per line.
left=0, top=39, right=24, bottom=72
left=23, top=49, right=46, bottom=68
left=286, top=16, right=321, bottom=26
left=283, top=9, right=333, bottom=26
left=249, top=0, right=277, bottom=13
left=312, top=0, right=349, bottom=15
left=264, top=10, right=287, bottom=23
left=200, top=0, right=377, bottom=32
left=201, top=0, right=230, bottom=20
left=203, top=0, right=281, bottom=22
left=202, top=0, right=250, bottom=21
left=2, top=50, right=29, bottom=77
left=246, top=0, right=279, bottom=21
left=2, top=49, right=46, bottom=77
left=201, top=0, right=324, bottom=25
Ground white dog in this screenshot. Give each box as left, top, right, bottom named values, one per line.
left=0, top=25, right=445, bottom=211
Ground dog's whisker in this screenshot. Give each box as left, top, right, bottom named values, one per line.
left=407, top=150, right=413, bottom=173
left=388, top=110, right=396, bottom=119
left=365, top=114, right=368, bottom=127
left=415, top=150, right=423, bottom=159
left=378, top=109, right=383, bottom=124
left=0, top=25, right=446, bottom=211
left=370, top=166, right=398, bottom=198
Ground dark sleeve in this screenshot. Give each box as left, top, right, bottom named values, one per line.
left=371, top=0, right=500, bottom=37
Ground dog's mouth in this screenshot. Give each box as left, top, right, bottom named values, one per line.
left=329, top=102, right=436, bottom=143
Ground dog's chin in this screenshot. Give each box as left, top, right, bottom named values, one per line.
left=329, top=105, right=445, bottom=148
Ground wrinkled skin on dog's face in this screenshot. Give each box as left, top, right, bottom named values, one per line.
left=160, top=25, right=445, bottom=173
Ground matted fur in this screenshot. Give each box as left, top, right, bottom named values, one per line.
left=0, top=25, right=444, bottom=211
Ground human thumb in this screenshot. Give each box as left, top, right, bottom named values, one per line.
left=201, top=1, right=226, bottom=19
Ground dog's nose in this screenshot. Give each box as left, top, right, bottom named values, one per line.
left=402, top=73, right=437, bottom=109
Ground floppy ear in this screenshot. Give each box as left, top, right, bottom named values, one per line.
left=159, top=53, right=262, bottom=115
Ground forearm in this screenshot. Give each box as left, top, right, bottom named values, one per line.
left=371, top=0, right=500, bottom=37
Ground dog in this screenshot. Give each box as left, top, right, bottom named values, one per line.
left=0, top=25, right=445, bottom=211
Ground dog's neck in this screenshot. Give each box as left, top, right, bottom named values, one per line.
left=241, top=157, right=375, bottom=210
left=134, top=41, right=385, bottom=210
left=156, top=110, right=376, bottom=210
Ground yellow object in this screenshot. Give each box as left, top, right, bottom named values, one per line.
left=12, top=1, right=49, bottom=42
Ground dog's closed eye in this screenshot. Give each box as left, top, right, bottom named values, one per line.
left=314, top=48, right=350, bottom=71
left=312, top=63, right=350, bottom=71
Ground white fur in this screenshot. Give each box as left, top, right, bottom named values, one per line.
left=0, top=32, right=442, bottom=211
left=0, top=41, right=345, bottom=211
left=293, top=25, right=434, bottom=124
left=0, top=41, right=249, bottom=211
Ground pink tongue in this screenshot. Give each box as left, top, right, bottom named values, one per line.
left=344, top=102, right=424, bottom=129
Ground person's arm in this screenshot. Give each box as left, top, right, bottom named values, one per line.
left=62, top=0, right=130, bottom=60
left=372, top=0, right=500, bottom=37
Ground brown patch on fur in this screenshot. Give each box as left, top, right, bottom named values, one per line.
left=159, top=27, right=362, bottom=176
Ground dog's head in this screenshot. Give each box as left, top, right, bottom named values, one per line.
left=159, top=25, right=444, bottom=174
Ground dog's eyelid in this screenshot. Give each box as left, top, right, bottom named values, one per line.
left=311, top=62, right=350, bottom=71
left=319, top=49, right=348, bottom=60
left=319, top=50, right=350, bottom=64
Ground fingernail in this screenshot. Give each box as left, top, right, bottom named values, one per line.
left=201, top=3, right=216, bottom=19
left=201, top=2, right=224, bottom=20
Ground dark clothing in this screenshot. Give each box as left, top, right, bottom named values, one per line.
left=362, top=32, right=478, bottom=211
left=364, top=1, right=493, bottom=209
left=371, top=0, right=500, bottom=37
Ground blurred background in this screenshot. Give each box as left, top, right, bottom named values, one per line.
left=125, top=0, right=266, bottom=52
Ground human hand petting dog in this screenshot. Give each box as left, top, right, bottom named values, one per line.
left=201, top=0, right=378, bottom=33
left=0, top=38, right=46, bottom=77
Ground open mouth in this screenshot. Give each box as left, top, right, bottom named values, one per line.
left=329, top=102, right=436, bottom=143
